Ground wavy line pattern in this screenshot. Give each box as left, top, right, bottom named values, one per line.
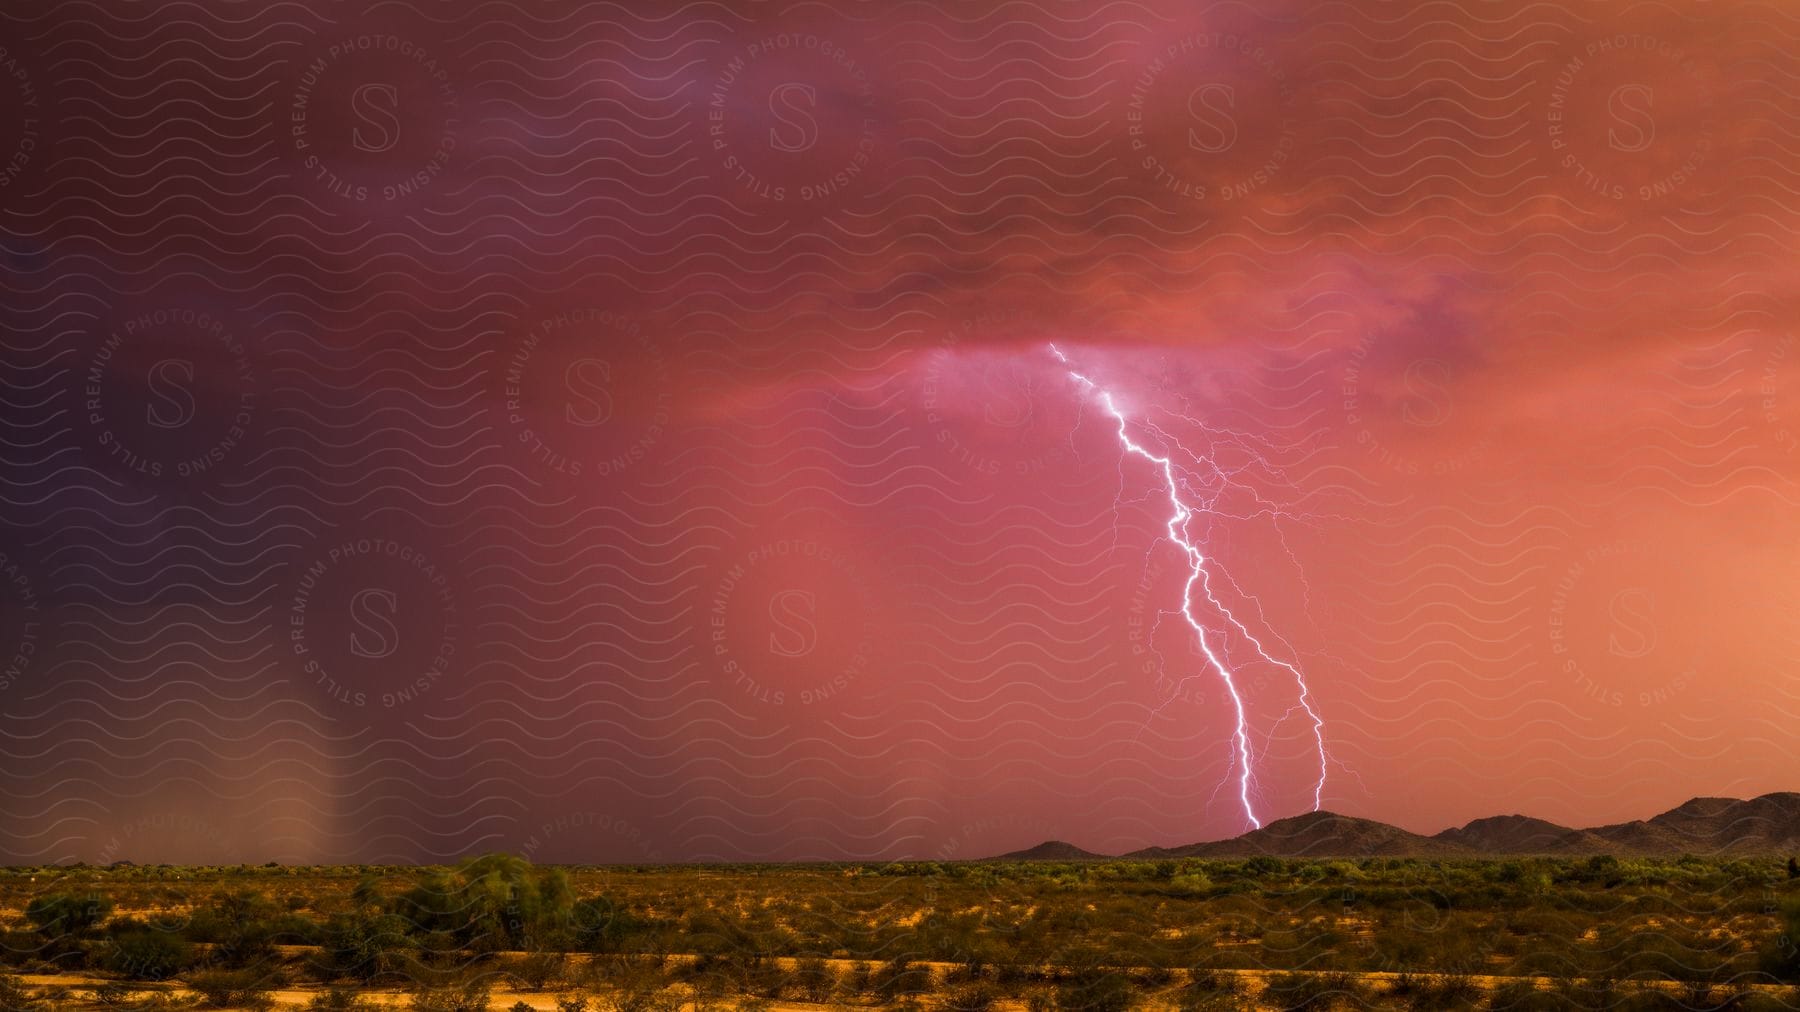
left=1, top=0, right=1798, bottom=865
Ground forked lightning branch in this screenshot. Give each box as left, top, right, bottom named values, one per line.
left=1050, top=344, right=1327, bottom=830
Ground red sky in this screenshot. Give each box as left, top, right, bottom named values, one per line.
left=1, top=0, right=1798, bottom=863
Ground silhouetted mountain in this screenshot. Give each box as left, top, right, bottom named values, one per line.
left=993, top=840, right=1104, bottom=861
left=988, top=792, right=1800, bottom=860
left=1588, top=792, right=1800, bottom=854
left=1128, top=811, right=1470, bottom=859
left=1432, top=815, right=1618, bottom=855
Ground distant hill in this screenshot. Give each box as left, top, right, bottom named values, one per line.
left=1432, top=815, right=1618, bottom=855
left=985, top=792, right=1800, bottom=860
left=1126, top=811, right=1469, bottom=859
left=992, top=840, right=1104, bottom=861
left=1589, top=792, right=1800, bottom=855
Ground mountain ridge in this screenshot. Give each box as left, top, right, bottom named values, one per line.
left=987, top=792, right=1800, bottom=860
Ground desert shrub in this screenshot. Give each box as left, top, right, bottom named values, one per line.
left=1130, top=957, right=1173, bottom=986
left=744, top=957, right=791, bottom=1000
left=685, top=969, right=730, bottom=1012
left=1611, top=987, right=1696, bottom=1012
left=1504, top=944, right=1584, bottom=982
left=1245, top=857, right=1288, bottom=878
left=873, top=956, right=934, bottom=1004
left=1577, top=856, right=1622, bottom=888
left=0, top=931, right=41, bottom=969
left=917, top=910, right=990, bottom=965
left=571, top=898, right=653, bottom=955
left=1025, top=990, right=1056, bottom=1012
left=512, top=951, right=567, bottom=990
left=186, top=968, right=275, bottom=1012
left=1189, top=970, right=1242, bottom=993
left=583, top=957, right=675, bottom=1012
left=792, top=956, right=835, bottom=1002
left=92, top=982, right=142, bottom=1008
left=1173, top=969, right=1244, bottom=1012
left=553, top=995, right=588, bottom=1012
left=839, top=960, right=874, bottom=998
left=510, top=1002, right=532, bottom=1012
left=184, top=891, right=284, bottom=967
left=1729, top=988, right=1800, bottom=1012
left=308, top=987, right=381, bottom=1012
left=1054, top=966, right=1138, bottom=1012
left=1549, top=977, right=1621, bottom=1012
left=1261, top=972, right=1367, bottom=1011
left=1680, top=981, right=1731, bottom=1010
left=681, top=951, right=779, bottom=999
left=88, top=984, right=202, bottom=1012
left=24, top=894, right=112, bottom=937
left=19, top=892, right=110, bottom=968
left=0, top=974, right=44, bottom=1012
left=944, top=982, right=1002, bottom=1012
left=410, top=980, right=491, bottom=1012
left=350, top=875, right=384, bottom=909
left=97, top=927, right=196, bottom=980
left=393, top=855, right=574, bottom=952
left=594, top=971, right=680, bottom=1012
left=1484, top=978, right=1567, bottom=1011
left=1761, top=899, right=1800, bottom=982
left=1169, top=873, right=1213, bottom=895
left=944, top=949, right=993, bottom=986
left=995, top=961, right=1049, bottom=987
left=313, top=911, right=418, bottom=983
left=1388, top=973, right=1482, bottom=1010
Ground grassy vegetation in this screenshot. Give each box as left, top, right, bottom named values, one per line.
left=0, top=854, right=1797, bottom=1009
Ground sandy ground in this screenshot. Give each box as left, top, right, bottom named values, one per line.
left=13, top=964, right=1799, bottom=1012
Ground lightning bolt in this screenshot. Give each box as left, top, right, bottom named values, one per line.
left=1049, top=343, right=1327, bottom=831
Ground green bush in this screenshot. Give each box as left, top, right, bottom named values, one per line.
left=24, top=894, right=112, bottom=937
left=571, top=898, right=653, bottom=955
left=1168, top=873, right=1213, bottom=896
left=312, top=911, right=417, bottom=983
left=185, top=891, right=283, bottom=967
left=97, top=928, right=196, bottom=980
left=394, top=855, right=573, bottom=953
